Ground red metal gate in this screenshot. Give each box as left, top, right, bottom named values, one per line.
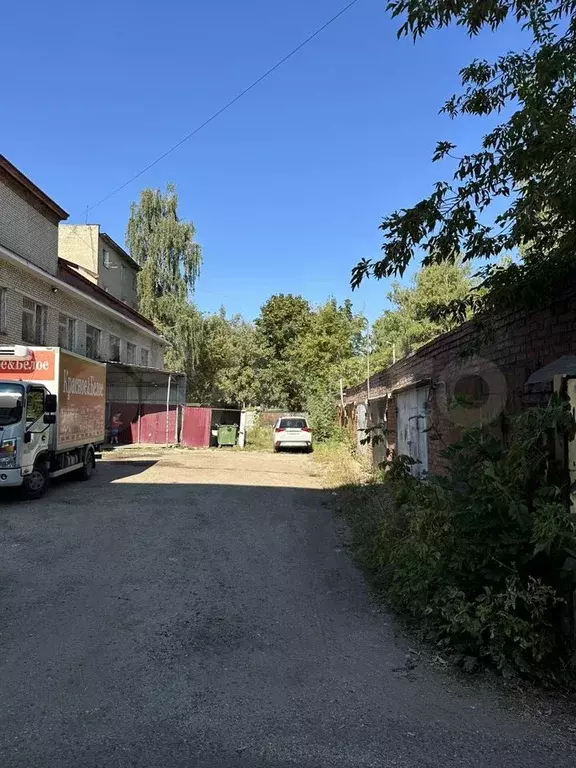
left=181, top=406, right=212, bottom=448
left=139, top=404, right=178, bottom=445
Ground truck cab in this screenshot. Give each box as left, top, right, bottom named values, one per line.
left=0, top=381, right=56, bottom=495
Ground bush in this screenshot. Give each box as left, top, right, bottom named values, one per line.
left=307, top=390, right=338, bottom=442
left=245, top=425, right=273, bottom=451
left=342, top=397, right=576, bottom=682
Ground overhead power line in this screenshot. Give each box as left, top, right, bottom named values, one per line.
left=85, top=0, right=362, bottom=214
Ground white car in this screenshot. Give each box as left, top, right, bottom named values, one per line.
left=273, top=417, right=313, bottom=453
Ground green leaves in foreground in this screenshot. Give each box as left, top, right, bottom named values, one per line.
left=344, top=397, right=576, bottom=682
left=354, top=0, right=576, bottom=316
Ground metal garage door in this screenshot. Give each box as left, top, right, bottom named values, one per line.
left=396, top=387, right=429, bottom=477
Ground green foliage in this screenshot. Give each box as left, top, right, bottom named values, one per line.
left=372, top=260, right=474, bottom=366
left=341, top=398, right=576, bottom=680
left=245, top=424, right=274, bottom=452
left=126, top=185, right=203, bottom=389
left=352, top=0, right=576, bottom=315
left=188, top=310, right=262, bottom=407
left=126, top=191, right=365, bottom=413
left=307, top=389, right=338, bottom=442
left=255, top=294, right=312, bottom=359
left=126, top=185, right=201, bottom=315
left=255, top=294, right=366, bottom=414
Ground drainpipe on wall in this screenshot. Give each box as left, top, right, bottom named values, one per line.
left=165, top=373, right=172, bottom=446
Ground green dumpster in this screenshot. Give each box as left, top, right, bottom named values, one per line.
left=217, top=424, right=238, bottom=447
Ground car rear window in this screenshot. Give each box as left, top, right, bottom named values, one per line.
left=279, top=418, right=308, bottom=429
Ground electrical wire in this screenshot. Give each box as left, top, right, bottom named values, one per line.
left=84, top=0, right=362, bottom=214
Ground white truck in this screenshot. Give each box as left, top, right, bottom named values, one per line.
left=0, top=345, right=106, bottom=499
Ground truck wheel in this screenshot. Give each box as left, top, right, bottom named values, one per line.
left=78, top=448, right=95, bottom=481
left=22, top=462, right=49, bottom=500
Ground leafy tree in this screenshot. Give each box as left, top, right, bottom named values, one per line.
left=126, top=184, right=201, bottom=318
left=255, top=295, right=313, bottom=410
left=153, top=294, right=203, bottom=379
left=352, top=0, right=576, bottom=316
left=372, top=260, right=474, bottom=366
left=296, top=298, right=366, bottom=392
left=255, top=294, right=312, bottom=358
left=126, top=184, right=202, bottom=389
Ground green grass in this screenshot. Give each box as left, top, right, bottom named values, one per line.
left=244, top=425, right=274, bottom=452
left=312, top=436, right=369, bottom=487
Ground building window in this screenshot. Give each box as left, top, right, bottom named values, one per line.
left=22, top=297, right=46, bottom=344
left=86, top=325, right=101, bottom=359
left=58, top=314, right=77, bottom=351
left=141, top=348, right=149, bottom=367
left=109, top=334, right=121, bottom=362
left=121, top=264, right=126, bottom=284
left=126, top=342, right=136, bottom=364
left=102, top=248, right=111, bottom=269
left=0, top=288, right=6, bottom=333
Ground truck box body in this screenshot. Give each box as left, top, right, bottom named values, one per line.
left=0, top=347, right=106, bottom=451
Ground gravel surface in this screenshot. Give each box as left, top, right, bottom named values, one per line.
left=0, top=448, right=574, bottom=767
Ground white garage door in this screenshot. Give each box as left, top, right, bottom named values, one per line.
left=396, top=387, right=429, bottom=477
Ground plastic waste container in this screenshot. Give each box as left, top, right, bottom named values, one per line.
left=217, top=424, right=238, bottom=447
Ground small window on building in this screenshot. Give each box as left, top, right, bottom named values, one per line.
left=86, top=325, right=102, bottom=359
left=102, top=248, right=111, bottom=269
left=126, top=342, right=136, bottom=364
left=121, top=264, right=126, bottom=284
left=22, top=297, right=46, bottom=344
left=140, top=348, right=149, bottom=367
left=0, top=288, right=6, bottom=333
left=109, top=334, right=121, bottom=362
left=58, top=314, right=77, bottom=351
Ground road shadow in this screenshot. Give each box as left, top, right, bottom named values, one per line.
left=0, top=460, right=159, bottom=505
left=0, top=470, right=575, bottom=768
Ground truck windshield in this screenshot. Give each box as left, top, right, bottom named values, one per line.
left=0, top=384, right=24, bottom=427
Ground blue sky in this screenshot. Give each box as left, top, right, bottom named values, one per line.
left=3, top=0, right=522, bottom=322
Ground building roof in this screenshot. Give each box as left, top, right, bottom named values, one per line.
left=526, top=356, right=576, bottom=385
left=58, top=258, right=157, bottom=333
left=0, top=155, right=69, bottom=224
left=100, top=232, right=140, bottom=271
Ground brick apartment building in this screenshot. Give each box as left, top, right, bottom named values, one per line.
left=0, top=154, right=165, bottom=368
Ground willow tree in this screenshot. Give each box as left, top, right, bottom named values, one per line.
left=126, top=184, right=202, bottom=375
left=126, top=184, right=201, bottom=318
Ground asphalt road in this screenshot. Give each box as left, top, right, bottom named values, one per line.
left=0, top=449, right=574, bottom=767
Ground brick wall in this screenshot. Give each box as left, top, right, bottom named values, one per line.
left=0, top=180, right=59, bottom=274
left=345, top=286, right=576, bottom=474
left=0, top=259, right=165, bottom=369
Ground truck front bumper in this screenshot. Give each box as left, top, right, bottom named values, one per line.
left=0, top=468, right=24, bottom=488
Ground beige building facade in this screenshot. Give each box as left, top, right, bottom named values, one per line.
left=58, top=224, right=139, bottom=310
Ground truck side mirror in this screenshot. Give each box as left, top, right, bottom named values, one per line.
left=24, top=431, right=32, bottom=444
left=45, top=394, right=57, bottom=413
left=43, top=413, right=56, bottom=425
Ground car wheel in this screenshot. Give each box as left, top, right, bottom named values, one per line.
left=22, top=462, right=49, bottom=500
left=78, top=447, right=95, bottom=481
